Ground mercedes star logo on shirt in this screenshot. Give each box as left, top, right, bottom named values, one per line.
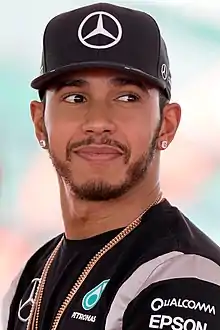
left=78, top=11, right=123, bottom=49
left=18, top=278, right=40, bottom=323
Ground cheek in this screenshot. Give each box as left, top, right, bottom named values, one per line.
left=44, top=110, right=79, bottom=158
left=122, top=122, right=151, bottom=160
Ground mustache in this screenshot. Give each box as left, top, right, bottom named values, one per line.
left=66, top=137, right=130, bottom=160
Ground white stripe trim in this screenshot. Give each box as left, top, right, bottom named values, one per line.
left=1, top=268, right=23, bottom=329
left=104, top=252, right=220, bottom=330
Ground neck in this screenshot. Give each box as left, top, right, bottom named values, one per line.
left=59, top=179, right=162, bottom=240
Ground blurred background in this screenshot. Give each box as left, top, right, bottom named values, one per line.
left=0, top=0, right=220, bottom=326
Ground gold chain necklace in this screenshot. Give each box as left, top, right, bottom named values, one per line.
left=26, top=193, right=163, bottom=330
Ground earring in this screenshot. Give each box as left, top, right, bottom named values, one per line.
left=39, top=140, right=46, bottom=148
left=161, top=140, right=168, bottom=150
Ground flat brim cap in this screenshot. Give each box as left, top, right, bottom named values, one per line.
left=31, top=2, right=171, bottom=99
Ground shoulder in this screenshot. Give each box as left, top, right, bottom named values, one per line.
left=138, top=200, right=220, bottom=267
left=26, top=233, right=63, bottom=265
left=1, top=233, right=63, bottom=330
left=149, top=200, right=220, bottom=264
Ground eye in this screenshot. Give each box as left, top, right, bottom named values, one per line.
left=117, top=94, right=140, bottom=102
left=63, top=93, right=86, bottom=103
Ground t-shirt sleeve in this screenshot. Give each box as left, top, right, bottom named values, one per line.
left=122, top=254, right=220, bottom=330
left=104, top=252, right=220, bottom=330
left=122, top=277, right=220, bottom=330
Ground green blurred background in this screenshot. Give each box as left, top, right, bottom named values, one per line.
left=0, top=0, right=220, bottom=324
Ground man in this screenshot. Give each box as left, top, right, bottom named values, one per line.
left=3, top=2, right=220, bottom=330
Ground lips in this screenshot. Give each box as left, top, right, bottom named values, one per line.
left=73, top=146, right=123, bottom=161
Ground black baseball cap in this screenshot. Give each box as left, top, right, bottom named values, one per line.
left=31, top=2, right=172, bottom=99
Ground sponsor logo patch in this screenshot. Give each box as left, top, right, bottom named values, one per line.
left=151, top=297, right=216, bottom=315
left=71, top=312, right=96, bottom=323
left=149, top=315, right=207, bottom=330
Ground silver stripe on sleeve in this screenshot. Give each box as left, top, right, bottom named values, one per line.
left=1, top=268, right=23, bottom=329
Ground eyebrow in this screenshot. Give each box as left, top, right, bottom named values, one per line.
left=52, top=76, right=149, bottom=93
left=109, top=77, right=149, bottom=92
left=53, top=78, right=88, bottom=92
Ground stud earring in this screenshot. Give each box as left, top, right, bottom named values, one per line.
left=161, top=140, right=168, bottom=150
left=39, top=140, right=46, bottom=148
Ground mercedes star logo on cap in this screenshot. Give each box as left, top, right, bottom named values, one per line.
left=78, top=11, right=122, bottom=49
left=161, top=63, right=168, bottom=80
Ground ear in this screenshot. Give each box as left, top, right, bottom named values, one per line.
left=30, top=100, right=46, bottom=143
left=158, top=102, right=181, bottom=149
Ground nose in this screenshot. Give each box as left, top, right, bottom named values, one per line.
left=81, top=103, right=116, bottom=135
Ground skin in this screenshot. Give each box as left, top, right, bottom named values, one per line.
left=30, top=68, right=181, bottom=239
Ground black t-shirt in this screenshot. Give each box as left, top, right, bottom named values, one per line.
left=3, top=200, right=220, bottom=330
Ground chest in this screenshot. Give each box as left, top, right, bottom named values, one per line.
left=13, top=243, right=136, bottom=330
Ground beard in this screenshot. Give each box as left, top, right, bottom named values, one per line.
left=47, top=123, right=161, bottom=201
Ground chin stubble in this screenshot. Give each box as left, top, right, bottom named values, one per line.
left=47, top=123, right=160, bottom=201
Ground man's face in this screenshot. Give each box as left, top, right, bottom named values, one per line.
left=31, top=68, right=172, bottom=201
